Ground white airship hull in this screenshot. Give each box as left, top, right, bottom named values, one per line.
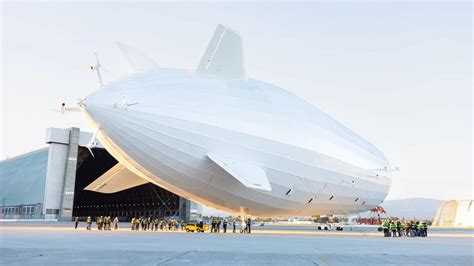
left=82, top=68, right=391, bottom=217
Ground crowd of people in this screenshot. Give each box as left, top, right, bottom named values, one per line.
left=130, top=217, right=181, bottom=231
left=381, top=219, right=428, bottom=237
left=76, top=216, right=429, bottom=238
left=74, top=216, right=253, bottom=234
left=77, top=216, right=120, bottom=231
left=209, top=217, right=252, bottom=233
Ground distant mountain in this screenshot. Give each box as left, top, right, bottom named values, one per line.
left=380, top=198, right=444, bottom=220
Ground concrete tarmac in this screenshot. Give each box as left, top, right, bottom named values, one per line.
left=0, top=224, right=473, bottom=265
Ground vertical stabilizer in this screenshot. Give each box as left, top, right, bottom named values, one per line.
left=196, top=24, right=245, bottom=80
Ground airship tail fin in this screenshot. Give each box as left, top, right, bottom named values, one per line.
left=196, top=24, right=246, bottom=80
left=116, top=42, right=159, bottom=73
left=207, top=153, right=271, bottom=191
left=84, top=163, right=149, bottom=194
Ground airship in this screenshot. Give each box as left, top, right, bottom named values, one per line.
left=77, top=25, right=392, bottom=217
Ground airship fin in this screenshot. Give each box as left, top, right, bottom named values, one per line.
left=207, top=153, right=271, bottom=191
left=116, top=42, right=159, bottom=73
left=84, top=163, right=149, bottom=193
left=196, top=24, right=245, bottom=80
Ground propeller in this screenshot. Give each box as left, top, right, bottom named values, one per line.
left=122, top=95, right=139, bottom=110
left=90, top=53, right=107, bottom=86
left=49, top=102, right=80, bottom=114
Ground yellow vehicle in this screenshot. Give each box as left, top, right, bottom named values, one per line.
left=185, top=223, right=208, bottom=232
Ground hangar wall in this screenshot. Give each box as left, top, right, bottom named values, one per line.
left=0, top=148, right=48, bottom=219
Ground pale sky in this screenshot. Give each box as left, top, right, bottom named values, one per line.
left=1, top=2, right=472, bottom=202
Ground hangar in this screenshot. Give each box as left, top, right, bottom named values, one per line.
left=0, top=127, right=201, bottom=222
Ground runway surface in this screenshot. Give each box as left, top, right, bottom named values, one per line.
left=0, top=223, right=473, bottom=265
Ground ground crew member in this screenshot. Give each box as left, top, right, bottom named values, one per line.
left=396, top=220, right=403, bottom=237
left=403, top=221, right=410, bottom=236
left=144, top=217, right=149, bottom=231
left=211, top=218, right=216, bottom=233
left=104, top=216, right=109, bottom=230
left=74, top=217, right=79, bottom=229
left=382, top=219, right=389, bottom=237
left=223, top=219, right=227, bottom=233
left=418, top=221, right=425, bottom=237
left=98, top=216, right=103, bottom=230
left=232, top=220, right=236, bottom=233
left=114, top=217, right=119, bottom=230
left=247, top=218, right=252, bottom=233
left=409, top=221, right=416, bottom=237
left=415, top=221, right=420, bottom=236
left=131, top=217, right=135, bottom=230
left=422, top=221, right=428, bottom=237
left=389, top=220, right=397, bottom=237
left=86, top=216, right=92, bottom=230
left=199, top=221, right=204, bottom=232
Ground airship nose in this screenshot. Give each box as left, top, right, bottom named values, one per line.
left=80, top=92, right=112, bottom=130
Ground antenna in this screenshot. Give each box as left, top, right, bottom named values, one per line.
left=90, top=52, right=107, bottom=86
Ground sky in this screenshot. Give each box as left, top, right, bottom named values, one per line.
left=1, top=2, right=472, bottom=206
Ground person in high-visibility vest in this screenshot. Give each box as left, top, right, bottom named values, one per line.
left=415, top=221, right=420, bottom=236
left=396, top=220, right=403, bottom=237
left=131, top=217, right=136, bottom=231
left=409, top=221, right=416, bottom=237
left=380, top=219, right=387, bottom=237
left=418, top=221, right=425, bottom=237
left=422, top=221, right=428, bottom=237
left=382, top=219, right=389, bottom=237
left=389, top=220, right=397, bottom=237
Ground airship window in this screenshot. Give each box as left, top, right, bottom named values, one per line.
left=329, top=195, right=334, bottom=200
left=285, top=189, right=293, bottom=196
left=362, top=201, right=366, bottom=205
left=355, top=198, right=359, bottom=202
left=308, top=198, right=314, bottom=203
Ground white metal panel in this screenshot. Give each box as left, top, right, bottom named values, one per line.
left=207, top=153, right=271, bottom=191
left=84, top=163, right=148, bottom=193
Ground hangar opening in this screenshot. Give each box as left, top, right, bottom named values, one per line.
left=73, top=147, right=181, bottom=219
